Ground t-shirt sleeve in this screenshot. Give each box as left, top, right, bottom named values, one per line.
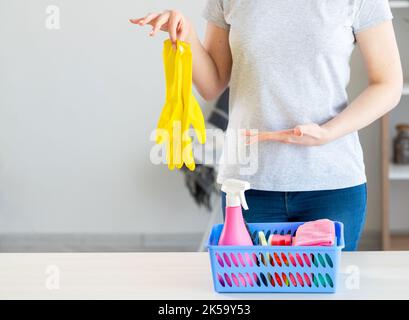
left=352, top=0, right=393, bottom=33
left=202, top=0, right=230, bottom=30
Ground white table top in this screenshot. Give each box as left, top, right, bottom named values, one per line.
left=0, top=251, right=408, bottom=299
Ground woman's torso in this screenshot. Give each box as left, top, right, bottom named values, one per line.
left=203, top=0, right=391, bottom=191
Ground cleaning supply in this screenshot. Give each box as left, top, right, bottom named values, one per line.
left=208, top=221, right=345, bottom=293
left=258, top=231, right=270, bottom=267
left=258, top=231, right=268, bottom=246
left=156, top=39, right=206, bottom=171
left=292, top=219, right=335, bottom=246
left=180, top=41, right=206, bottom=170
left=269, top=234, right=292, bottom=246
left=218, top=179, right=252, bottom=246
left=156, top=39, right=183, bottom=169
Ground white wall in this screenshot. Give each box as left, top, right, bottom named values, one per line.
left=0, top=0, right=210, bottom=235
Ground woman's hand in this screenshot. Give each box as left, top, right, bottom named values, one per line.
left=129, top=10, right=193, bottom=43
left=130, top=10, right=232, bottom=101
left=245, top=123, right=331, bottom=146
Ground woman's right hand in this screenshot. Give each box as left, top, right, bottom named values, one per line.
left=129, top=10, right=193, bottom=43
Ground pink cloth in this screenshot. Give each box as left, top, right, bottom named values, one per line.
left=293, top=219, right=335, bottom=246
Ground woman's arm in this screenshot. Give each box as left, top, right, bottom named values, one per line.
left=323, top=21, right=403, bottom=141
left=246, top=20, right=403, bottom=146
left=190, top=23, right=232, bottom=101
left=130, top=10, right=232, bottom=101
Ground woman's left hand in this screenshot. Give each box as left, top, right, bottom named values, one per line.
left=245, top=123, right=331, bottom=146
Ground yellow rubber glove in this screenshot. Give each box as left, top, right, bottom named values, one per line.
left=156, top=40, right=183, bottom=170
left=156, top=40, right=206, bottom=171
left=179, top=40, right=206, bottom=171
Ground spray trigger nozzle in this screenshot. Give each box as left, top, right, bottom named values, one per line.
left=239, top=191, right=248, bottom=210
left=221, top=179, right=250, bottom=210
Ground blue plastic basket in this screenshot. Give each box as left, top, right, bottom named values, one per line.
left=207, top=221, right=344, bottom=293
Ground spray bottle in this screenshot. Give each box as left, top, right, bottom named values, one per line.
left=218, top=179, right=253, bottom=246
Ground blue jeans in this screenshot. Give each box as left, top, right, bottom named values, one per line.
left=221, top=184, right=367, bottom=251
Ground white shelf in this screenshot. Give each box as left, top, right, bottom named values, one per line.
left=389, top=163, right=409, bottom=180
left=390, top=1, right=409, bottom=8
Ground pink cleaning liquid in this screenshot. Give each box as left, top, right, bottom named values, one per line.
left=218, top=206, right=253, bottom=246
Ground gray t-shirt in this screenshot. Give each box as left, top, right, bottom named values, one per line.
left=202, top=0, right=393, bottom=191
